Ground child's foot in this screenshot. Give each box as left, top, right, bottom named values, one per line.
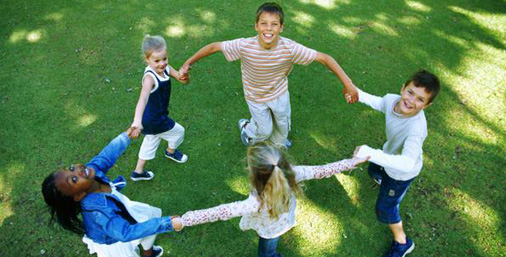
left=142, top=245, right=164, bottom=257
left=238, top=119, right=251, bottom=146
left=238, top=118, right=249, bottom=132
left=383, top=237, right=414, bottom=257
left=165, top=149, right=188, bottom=163
left=131, top=170, right=154, bottom=181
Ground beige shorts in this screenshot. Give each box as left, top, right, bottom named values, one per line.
left=138, top=122, right=184, bottom=160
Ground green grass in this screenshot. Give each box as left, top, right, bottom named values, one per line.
left=1, top=0, right=505, bottom=256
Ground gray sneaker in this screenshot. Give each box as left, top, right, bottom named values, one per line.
left=238, top=119, right=251, bottom=146
left=238, top=119, right=249, bottom=132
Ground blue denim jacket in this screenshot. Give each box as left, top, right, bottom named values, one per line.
left=80, top=132, right=173, bottom=245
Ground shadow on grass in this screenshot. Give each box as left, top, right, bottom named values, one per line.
left=1, top=0, right=505, bottom=256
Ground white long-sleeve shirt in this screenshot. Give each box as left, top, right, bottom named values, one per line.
left=181, top=159, right=355, bottom=238
left=355, top=89, right=427, bottom=181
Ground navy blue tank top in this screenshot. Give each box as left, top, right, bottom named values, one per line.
left=142, top=69, right=175, bottom=135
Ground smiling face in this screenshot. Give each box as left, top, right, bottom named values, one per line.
left=396, top=82, right=433, bottom=117
left=54, top=164, right=96, bottom=201
left=255, top=12, right=283, bottom=49
left=145, top=48, right=168, bottom=76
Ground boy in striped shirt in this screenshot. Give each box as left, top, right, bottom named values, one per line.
left=180, top=2, right=357, bottom=148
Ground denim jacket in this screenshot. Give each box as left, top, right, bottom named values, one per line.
left=80, top=132, right=173, bottom=245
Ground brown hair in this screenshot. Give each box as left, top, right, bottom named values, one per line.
left=256, top=2, right=284, bottom=25
left=404, top=69, right=441, bottom=103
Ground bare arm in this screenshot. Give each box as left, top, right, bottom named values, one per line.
left=314, top=52, right=358, bottom=103
left=130, top=76, right=154, bottom=138
left=168, top=64, right=189, bottom=84
left=180, top=42, right=223, bottom=75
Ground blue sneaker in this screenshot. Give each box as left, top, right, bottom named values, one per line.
left=142, top=245, right=163, bottom=257
left=165, top=149, right=188, bottom=163
left=131, top=170, right=154, bottom=181
left=285, top=138, right=292, bottom=149
left=238, top=119, right=251, bottom=146
left=384, top=238, right=414, bottom=257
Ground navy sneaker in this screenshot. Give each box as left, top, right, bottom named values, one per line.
left=238, top=119, right=251, bottom=146
left=384, top=238, right=414, bottom=257
left=131, top=170, right=154, bottom=181
left=142, top=245, right=164, bottom=257
left=165, top=149, right=188, bottom=163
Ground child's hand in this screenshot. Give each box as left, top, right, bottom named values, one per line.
left=127, top=124, right=142, bottom=139
left=177, top=71, right=190, bottom=85
left=352, top=146, right=370, bottom=166
left=343, top=84, right=359, bottom=104
left=171, top=216, right=184, bottom=232
left=179, top=64, right=191, bottom=77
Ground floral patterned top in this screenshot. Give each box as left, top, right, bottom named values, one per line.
left=181, top=159, right=356, bottom=238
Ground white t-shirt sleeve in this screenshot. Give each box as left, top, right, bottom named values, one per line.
left=356, top=135, right=423, bottom=173
left=358, top=89, right=384, bottom=112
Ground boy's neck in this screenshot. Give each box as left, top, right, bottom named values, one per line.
left=257, top=36, right=279, bottom=50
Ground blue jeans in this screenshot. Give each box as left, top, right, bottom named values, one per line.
left=258, top=236, right=282, bottom=257
left=368, top=163, right=414, bottom=224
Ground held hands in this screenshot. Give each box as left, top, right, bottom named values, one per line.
left=352, top=145, right=370, bottom=166
left=171, top=216, right=184, bottom=232
left=176, top=71, right=190, bottom=85
left=178, top=64, right=191, bottom=84
left=179, top=63, right=191, bottom=76
left=343, top=83, right=359, bottom=104
left=127, top=125, right=142, bottom=139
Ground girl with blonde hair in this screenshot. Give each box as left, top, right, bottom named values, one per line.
left=180, top=141, right=368, bottom=257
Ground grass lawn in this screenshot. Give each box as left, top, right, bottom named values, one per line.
left=1, top=0, right=505, bottom=256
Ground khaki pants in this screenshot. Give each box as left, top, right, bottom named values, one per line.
left=244, top=91, right=291, bottom=147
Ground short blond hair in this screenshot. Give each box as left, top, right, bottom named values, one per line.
left=142, top=35, right=166, bottom=58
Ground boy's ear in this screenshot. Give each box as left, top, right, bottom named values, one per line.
left=74, top=191, right=87, bottom=202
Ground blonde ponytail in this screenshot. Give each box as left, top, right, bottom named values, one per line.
left=247, top=141, right=302, bottom=219
left=262, top=166, right=291, bottom=218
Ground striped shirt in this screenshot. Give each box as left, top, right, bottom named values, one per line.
left=222, top=36, right=317, bottom=103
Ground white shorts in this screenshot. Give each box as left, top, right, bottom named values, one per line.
left=138, top=122, right=184, bottom=160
